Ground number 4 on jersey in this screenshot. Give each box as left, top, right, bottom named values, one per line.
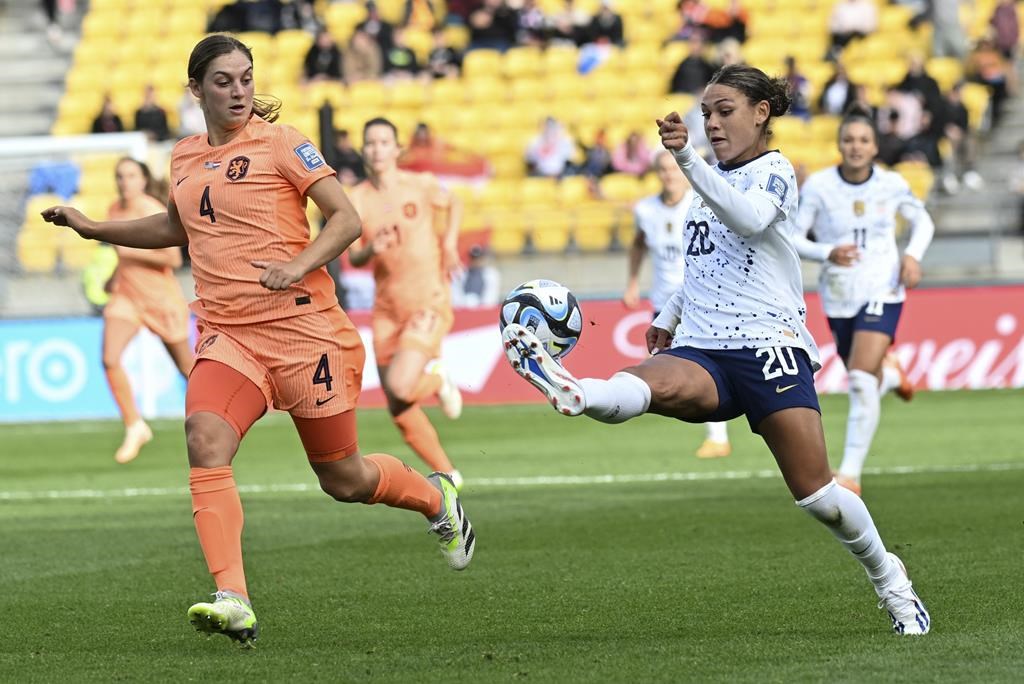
left=199, top=185, right=217, bottom=223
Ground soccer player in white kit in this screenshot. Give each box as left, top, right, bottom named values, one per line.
left=503, top=65, right=930, bottom=635
left=793, top=106, right=935, bottom=496
left=625, top=150, right=731, bottom=459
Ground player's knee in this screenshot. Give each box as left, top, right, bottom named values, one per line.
left=101, top=352, right=120, bottom=370
left=636, top=366, right=715, bottom=415
left=318, top=468, right=375, bottom=503
left=385, top=377, right=417, bottom=406
left=185, top=413, right=238, bottom=468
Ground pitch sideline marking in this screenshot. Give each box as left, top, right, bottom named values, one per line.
left=1, top=461, right=1022, bottom=502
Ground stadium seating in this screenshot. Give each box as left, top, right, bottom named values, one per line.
left=24, top=0, right=1001, bottom=271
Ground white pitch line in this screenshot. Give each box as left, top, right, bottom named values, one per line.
left=0, top=461, right=1022, bottom=502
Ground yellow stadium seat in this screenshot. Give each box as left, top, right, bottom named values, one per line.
left=625, top=72, right=667, bottom=99
left=443, top=24, right=471, bottom=51
left=403, top=29, right=434, bottom=63
left=584, top=71, right=630, bottom=99
left=81, top=9, right=123, bottom=39
left=927, top=57, right=965, bottom=93
left=548, top=73, right=586, bottom=104
left=503, top=46, right=543, bottom=79
left=558, top=176, right=593, bottom=205
left=625, top=20, right=668, bottom=46
left=520, top=177, right=558, bottom=205
left=661, top=42, right=690, bottom=75
left=125, top=9, right=163, bottom=36
left=386, top=80, right=429, bottom=109
left=167, top=8, right=206, bottom=36
left=347, top=80, right=388, bottom=109
left=893, top=161, right=934, bottom=199
left=573, top=204, right=616, bottom=252
left=878, top=4, right=915, bottom=34
left=60, top=234, right=100, bottom=271
left=487, top=212, right=528, bottom=255
left=276, top=29, right=315, bottom=61
left=622, top=44, right=661, bottom=74
left=17, top=232, right=59, bottom=273
left=770, top=115, right=809, bottom=147
left=488, top=155, right=527, bottom=179
left=73, top=41, right=115, bottom=69
left=427, top=77, right=463, bottom=105
left=809, top=115, right=840, bottom=142
left=462, top=77, right=506, bottom=104
left=960, top=82, right=991, bottom=129
left=600, top=173, right=643, bottom=203
left=542, top=46, right=579, bottom=76
left=509, top=78, right=551, bottom=103
left=478, top=179, right=521, bottom=207
left=528, top=213, right=572, bottom=253
left=462, top=50, right=502, bottom=80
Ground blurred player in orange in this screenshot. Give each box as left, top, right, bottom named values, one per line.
left=103, top=157, right=193, bottom=464
left=42, top=34, right=475, bottom=648
left=347, top=118, right=465, bottom=489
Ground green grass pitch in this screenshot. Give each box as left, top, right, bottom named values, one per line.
left=2, top=390, right=1023, bottom=682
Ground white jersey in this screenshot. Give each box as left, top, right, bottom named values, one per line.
left=795, top=165, right=932, bottom=318
left=668, top=150, right=819, bottom=366
left=634, top=192, right=691, bottom=311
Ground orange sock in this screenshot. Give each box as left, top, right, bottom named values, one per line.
left=408, top=372, right=442, bottom=404
left=105, top=366, right=140, bottom=426
left=393, top=405, right=454, bottom=472
left=365, top=453, right=442, bottom=518
left=189, top=466, right=247, bottom=598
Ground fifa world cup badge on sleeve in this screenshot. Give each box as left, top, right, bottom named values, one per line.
left=766, top=174, right=788, bottom=204
left=294, top=142, right=325, bottom=171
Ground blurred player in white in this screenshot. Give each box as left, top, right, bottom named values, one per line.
left=503, top=65, right=929, bottom=635
left=793, top=106, right=934, bottom=496
left=624, top=150, right=731, bottom=458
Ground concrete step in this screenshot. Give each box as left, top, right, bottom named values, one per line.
left=0, top=112, right=54, bottom=136
left=0, top=84, right=64, bottom=114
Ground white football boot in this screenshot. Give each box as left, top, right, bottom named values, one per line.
left=502, top=323, right=584, bottom=416
left=877, top=553, right=931, bottom=635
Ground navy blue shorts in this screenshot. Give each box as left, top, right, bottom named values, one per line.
left=661, top=346, right=821, bottom=432
left=827, top=301, right=903, bottom=361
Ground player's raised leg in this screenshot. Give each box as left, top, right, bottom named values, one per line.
left=183, top=360, right=267, bottom=647
left=101, top=315, right=152, bottom=464
left=759, top=408, right=930, bottom=635
left=881, top=351, right=914, bottom=401
left=297, top=410, right=475, bottom=570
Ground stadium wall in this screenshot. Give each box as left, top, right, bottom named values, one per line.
left=1, top=285, right=1022, bottom=422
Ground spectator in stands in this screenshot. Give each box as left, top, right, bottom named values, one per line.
left=344, top=28, right=384, bottom=82
left=703, top=0, right=747, bottom=44
left=828, top=0, right=877, bottom=56
left=548, top=0, right=590, bottom=47
left=303, top=29, right=344, bottom=84
left=818, top=61, right=859, bottom=115
left=332, top=129, right=366, bottom=185
left=177, top=87, right=206, bottom=137
left=943, top=81, right=984, bottom=193
left=134, top=85, right=170, bottom=141
left=967, top=36, right=1014, bottom=128
left=929, top=0, right=967, bottom=59
left=581, top=128, right=613, bottom=179
left=383, top=28, right=421, bottom=79
left=40, top=0, right=62, bottom=46
left=990, top=0, right=1020, bottom=59
left=611, top=131, right=653, bottom=177
left=669, top=33, right=716, bottom=94
left=469, top=0, right=519, bottom=52
left=525, top=116, right=577, bottom=178
left=897, top=53, right=946, bottom=137
left=445, top=0, right=477, bottom=25
left=91, top=95, right=124, bottom=134
left=584, top=1, right=624, bottom=47
left=451, top=245, right=501, bottom=308
left=517, top=0, right=548, bottom=46
left=784, top=56, right=811, bottom=120
left=716, top=36, right=743, bottom=66
left=427, top=26, right=462, bottom=78
left=1008, top=141, right=1024, bottom=234
left=403, top=0, right=440, bottom=32
left=280, top=0, right=320, bottom=33
left=667, top=0, right=707, bottom=43
left=357, top=0, right=396, bottom=54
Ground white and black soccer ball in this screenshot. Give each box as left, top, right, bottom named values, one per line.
left=499, top=279, right=583, bottom=360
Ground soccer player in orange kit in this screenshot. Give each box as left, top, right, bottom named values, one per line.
left=42, top=34, right=475, bottom=648
left=102, top=157, right=193, bottom=464
left=347, top=118, right=466, bottom=489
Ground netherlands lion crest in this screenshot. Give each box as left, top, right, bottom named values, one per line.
left=226, top=156, right=250, bottom=181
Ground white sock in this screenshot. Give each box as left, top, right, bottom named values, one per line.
left=579, top=372, right=651, bottom=424
left=705, top=421, right=728, bottom=442
left=837, top=369, right=880, bottom=481
left=797, top=480, right=903, bottom=593
left=879, top=365, right=900, bottom=396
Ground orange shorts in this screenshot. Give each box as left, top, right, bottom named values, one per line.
left=192, top=306, right=365, bottom=419
left=372, top=306, right=453, bottom=367
left=104, top=293, right=190, bottom=344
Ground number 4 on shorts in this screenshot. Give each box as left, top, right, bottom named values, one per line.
left=313, top=354, right=333, bottom=391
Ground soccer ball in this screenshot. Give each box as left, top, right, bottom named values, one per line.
left=499, top=279, right=583, bottom=360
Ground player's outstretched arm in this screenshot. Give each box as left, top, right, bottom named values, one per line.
left=656, top=112, right=781, bottom=238
left=252, top=175, right=363, bottom=290
left=41, top=204, right=188, bottom=248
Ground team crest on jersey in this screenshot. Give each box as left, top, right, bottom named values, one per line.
left=403, top=202, right=418, bottom=218
left=225, top=156, right=250, bottom=181
left=766, top=174, right=788, bottom=204
left=853, top=199, right=865, bottom=216
left=294, top=142, right=325, bottom=171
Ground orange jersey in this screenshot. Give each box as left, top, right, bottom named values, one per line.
left=347, top=170, right=451, bottom=319
left=169, top=116, right=336, bottom=325
left=107, top=197, right=187, bottom=308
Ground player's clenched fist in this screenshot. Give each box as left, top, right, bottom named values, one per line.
left=41, top=206, right=95, bottom=238
left=656, top=112, right=689, bottom=152
left=645, top=325, right=672, bottom=355
left=251, top=260, right=305, bottom=291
